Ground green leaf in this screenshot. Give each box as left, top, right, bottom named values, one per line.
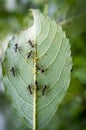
left=2, top=9, right=72, bottom=130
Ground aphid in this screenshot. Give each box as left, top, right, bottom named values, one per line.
left=14, top=43, right=18, bottom=52
left=10, top=67, right=15, bottom=76
left=42, top=85, right=47, bottom=96
left=27, top=50, right=32, bottom=59
left=28, top=40, right=34, bottom=48
left=28, top=85, right=32, bottom=94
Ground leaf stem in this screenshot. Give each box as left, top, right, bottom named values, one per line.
left=33, top=44, right=37, bottom=130
left=43, top=0, right=48, bottom=15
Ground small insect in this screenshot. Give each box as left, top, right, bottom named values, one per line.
left=35, top=80, right=38, bottom=86
left=27, top=50, right=33, bottom=59
left=40, top=68, right=45, bottom=73
left=42, top=85, right=47, bottom=96
left=71, top=68, right=73, bottom=72
left=27, top=85, right=32, bottom=94
left=36, top=65, right=45, bottom=73
left=35, top=80, right=39, bottom=90
left=10, top=67, right=15, bottom=76
left=28, top=40, right=34, bottom=48
left=14, top=43, right=18, bottom=52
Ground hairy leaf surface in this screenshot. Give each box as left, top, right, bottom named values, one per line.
left=2, top=9, right=72, bottom=129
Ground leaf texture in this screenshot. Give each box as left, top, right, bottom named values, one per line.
left=2, top=9, right=72, bottom=130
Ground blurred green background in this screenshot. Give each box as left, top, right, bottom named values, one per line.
left=0, top=0, right=86, bottom=130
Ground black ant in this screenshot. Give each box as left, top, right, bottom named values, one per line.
left=71, top=68, right=73, bottom=72
left=36, top=65, right=45, bottom=73
left=35, top=80, right=39, bottom=90
left=40, top=68, right=45, bottom=73
left=35, top=80, right=38, bottom=86
left=28, top=40, right=34, bottom=48
left=14, top=43, right=18, bottom=52
left=42, top=85, right=47, bottom=96
left=27, top=85, right=32, bottom=94
left=10, top=67, right=15, bottom=76
left=27, top=50, right=33, bottom=59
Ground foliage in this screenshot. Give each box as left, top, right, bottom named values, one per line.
left=0, top=0, right=86, bottom=130
left=2, top=9, right=72, bottom=129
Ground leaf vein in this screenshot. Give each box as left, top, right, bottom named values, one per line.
left=38, top=25, right=58, bottom=59
left=38, top=51, right=68, bottom=111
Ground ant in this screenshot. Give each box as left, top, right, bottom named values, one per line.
left=27, top=85, right=32, bottom=94
left=10, top=67, right=15, bottom=76
left=35, top=80, right=38, bottom=86
left=14, top=43, right=18, bottom=52
left=42, top=85, right=47, bottom=96
left=71, top=68, right=73, bottom=72
left=28, top=40, right=34, bottom=48
left=40, top=68, right=45, bottom=73
left=36, top=65, right=45, bottom=73
left=27, top=50, right=33, bottom=59
left=35, top=80, right=39, bottom=90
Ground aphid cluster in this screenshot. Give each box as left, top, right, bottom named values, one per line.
left=10, top=39, right=47, bottom=96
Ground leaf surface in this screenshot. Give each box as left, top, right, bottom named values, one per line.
left=2, top=9, right=72, bottom=129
